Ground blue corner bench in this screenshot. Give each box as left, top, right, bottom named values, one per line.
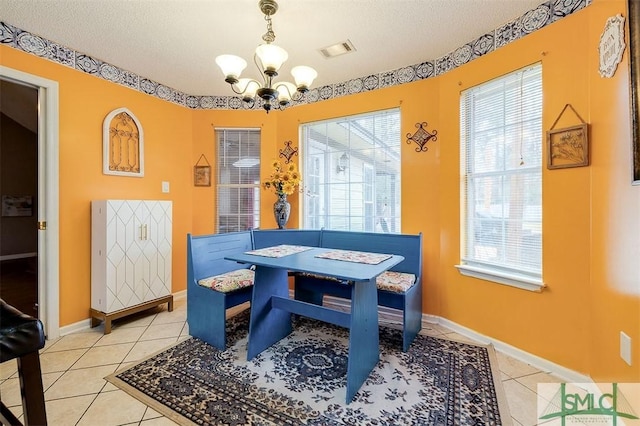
left=187, top=228, right=422, bottom=351
left=186, top=231, right=254, bottom=350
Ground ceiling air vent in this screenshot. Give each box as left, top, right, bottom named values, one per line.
left=319, top=40, right=356, bottom=59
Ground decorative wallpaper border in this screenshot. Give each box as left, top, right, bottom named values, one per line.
left=0, top=0, right=589, bottom=111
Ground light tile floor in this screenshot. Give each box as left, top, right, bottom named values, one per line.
left=0, top=298, right=564, bottom=426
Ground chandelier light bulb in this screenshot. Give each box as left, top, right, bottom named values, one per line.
left=255, top=43, right=288, bottom=75
left=274, top=82, right=297, bottom=104
left=215, top=55, right=247, bottom=83
left=291, top=65, right=318, bottom=91
left=236, top=78, right=261, bottom=101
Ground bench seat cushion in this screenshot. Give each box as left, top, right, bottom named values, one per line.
left=376, top=271, right=416, bottom=293
left=298, top=270, right=416, bottom=294
left=198, top=269, right=255, bottom=293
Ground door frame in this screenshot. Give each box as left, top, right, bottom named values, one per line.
left=0, top=66, right=60, bottom=339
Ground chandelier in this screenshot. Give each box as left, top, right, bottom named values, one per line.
left=215, top=0, right=317, bottom=113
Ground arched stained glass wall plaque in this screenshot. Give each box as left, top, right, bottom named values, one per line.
left=103, top=107, right=144, bottom=177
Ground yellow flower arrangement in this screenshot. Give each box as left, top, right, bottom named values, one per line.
left=263, top=160, right=301, bottom=196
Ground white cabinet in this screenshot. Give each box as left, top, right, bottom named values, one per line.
left=90, top=200, right=173, bottom=333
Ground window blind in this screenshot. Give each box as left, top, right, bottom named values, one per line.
left=216, top=128, right=261, bottom=233
left=460, top=64, right=543, bottom=283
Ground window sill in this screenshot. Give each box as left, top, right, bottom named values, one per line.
left=455, top=264, right=546, bottom=292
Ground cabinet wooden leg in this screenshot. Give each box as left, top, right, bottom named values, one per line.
left=91, top=296, right=173, bottom=335
left=90, top=316, right=101, bottom=328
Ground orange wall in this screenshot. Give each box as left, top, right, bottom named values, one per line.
left=1, top=0, right=638, bottom=381
left=587, top=0, right=640, bottom=382
left=437, top=9, right=593, bottom=374
left=1, top=46, right=193, bottom=326
left=434, top=0, right=637, bottom=381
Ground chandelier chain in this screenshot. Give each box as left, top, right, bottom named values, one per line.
left=262, top=14, right=276, bottom=44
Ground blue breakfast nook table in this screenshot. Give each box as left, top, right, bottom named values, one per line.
left=225, top=245, right=404, bottom=403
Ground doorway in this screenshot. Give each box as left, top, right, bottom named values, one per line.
left=0, top=80, right=38, bottom=316
left=0, top=66, right=60, bottom=339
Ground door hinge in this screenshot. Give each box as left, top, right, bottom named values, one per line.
left=37, top=221, right=47, bottom=230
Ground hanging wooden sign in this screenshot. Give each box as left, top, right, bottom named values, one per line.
left=194, top=154, right=211, bottom=186
left=546, top=104, right=590, bottom=169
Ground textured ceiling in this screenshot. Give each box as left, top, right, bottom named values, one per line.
left=1, top=0, right=546, bottom=97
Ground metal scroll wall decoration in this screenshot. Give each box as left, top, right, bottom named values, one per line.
left=279, top=140, right=299, bottom=163
left=406, top=122, right=438, bottom=152
left=103, top=107, right=144, bottom=177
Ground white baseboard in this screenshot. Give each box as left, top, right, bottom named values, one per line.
left=59, top=318, right=92, bottom=336
left=436, top=316, right=592, bottom=382
left=323, top=295, right=591, bottom=383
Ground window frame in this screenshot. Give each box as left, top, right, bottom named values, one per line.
left=215, top=127, right=261, bottom=233
left=300, top=109, right=402, bottom=233
left=456, top=65, right=545, bottom=292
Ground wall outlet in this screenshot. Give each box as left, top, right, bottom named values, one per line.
left=620, top=331, right=632, bottom=366
left=162, top=181, right=170, bottom=193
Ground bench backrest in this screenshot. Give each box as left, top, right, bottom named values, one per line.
left=252, top=229, right=322, bottom=249
left=187, top=229, right=422, bottom=281
left=320, top=230, right=422, bottom=277
left=187, top=231, right=254, bottom=282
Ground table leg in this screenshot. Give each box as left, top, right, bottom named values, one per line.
left=247, top=266, right=292, bottom=360
left=345, top=277, right=379, bottom=403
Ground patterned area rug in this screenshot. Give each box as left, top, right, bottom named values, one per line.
left=106, top=310, right=512, bottom=425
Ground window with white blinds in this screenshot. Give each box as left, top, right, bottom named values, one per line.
left=458, top=64, right=543, bottom=291
left=301, top=109, right=401, bottom=232
left=216, top=128, right=261, bottom=233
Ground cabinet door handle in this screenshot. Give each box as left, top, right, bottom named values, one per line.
left=139, top=224, right=144, bottom=240
left=144, top=224, right=148, bottom=240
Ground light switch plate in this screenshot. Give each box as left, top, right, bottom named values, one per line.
left=162, top=181, right=170, bottom=193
